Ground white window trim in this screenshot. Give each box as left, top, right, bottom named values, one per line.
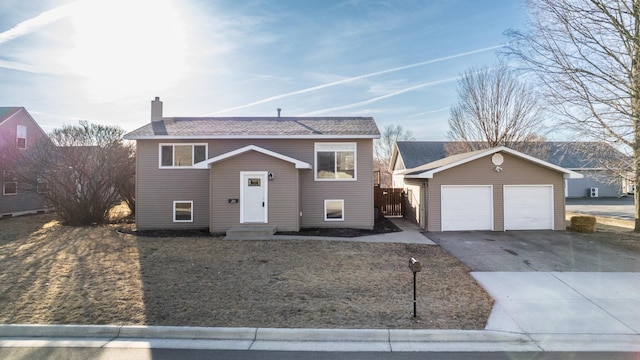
left=159, top=143, right=208, bottom=169
left=173, top=200, right=194, bottom=222
left=3, top=171, right=17, bottom=196
left=16, top=125, right=27, bottom=149
left=324, top=199, right=345, bottom=222
left=314, top=142, right=357, bottom=181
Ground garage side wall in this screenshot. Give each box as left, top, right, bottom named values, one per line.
left=427, top=152, right=566, bottom=231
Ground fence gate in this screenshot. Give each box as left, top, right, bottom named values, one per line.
left=374, top=187, right=404, bottom=217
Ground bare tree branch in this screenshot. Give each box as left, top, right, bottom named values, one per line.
left=374, top=125, right=414, bottom=187
left=506, top=0, right=640, bottom=230
left=446, top=63, right=548, bottom=156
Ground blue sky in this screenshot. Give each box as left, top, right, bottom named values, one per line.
left=0, top=0, right=526, bottom=139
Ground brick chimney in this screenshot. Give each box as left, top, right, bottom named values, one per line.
left=151, top=97, right=163, bottom=122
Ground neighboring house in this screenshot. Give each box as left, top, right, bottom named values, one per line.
left=391, top=141, right=628, bottom=198
left=0, top=107, right=49, bottom=217
left=391, top=145, right=582, bottom=231
left=124, top=97, right=380, bottom=232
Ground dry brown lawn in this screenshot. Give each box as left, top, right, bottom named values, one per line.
left=0, top=213, right=493, bottom=329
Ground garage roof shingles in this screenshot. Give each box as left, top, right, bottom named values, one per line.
left=125, top=117, right=380, bottom=139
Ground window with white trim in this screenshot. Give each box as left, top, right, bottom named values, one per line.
left=3, top=170, right=17, bottom=195
left=173, top=201, right=193, bottom=222
left=324, top=199, right=344, bottom=221
left=160, top=144, right=207, bottom=168
left=16, top=125, right=26, bottom=149
left=315, top=143, right=356, bottom=180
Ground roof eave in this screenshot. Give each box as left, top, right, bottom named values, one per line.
left=124, top=134, right=380, bottom=140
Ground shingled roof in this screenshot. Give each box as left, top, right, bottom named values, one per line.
left=0, top=107, right=22, bottom=126
left=124, top=117, right=380, bottom=139
left=394, top=141, right=627, bottom=171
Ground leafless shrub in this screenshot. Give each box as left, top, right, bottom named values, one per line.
left=17, top=121, right=135, bottom=225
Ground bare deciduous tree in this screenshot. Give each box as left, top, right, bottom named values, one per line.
left=18, top=121, right=135, bottom=225
left=374, top=124, right=414, bottom=187
left=446, top=63, right=547, bottom=156
left=506, top=0, right=640, bottom=230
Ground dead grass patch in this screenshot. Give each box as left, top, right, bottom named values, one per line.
left=0, top=214, right=492, bottom=329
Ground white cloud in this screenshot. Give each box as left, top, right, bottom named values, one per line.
left=208, top=44, right=505, bottom=115
left=298, top=77, right=460, bottom=116
left=0, top=1, right=83, bottom=45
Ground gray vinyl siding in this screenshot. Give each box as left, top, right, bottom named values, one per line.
left=209, top=151, right=299, bottom=232
left=426, top=152, right=566, bottom=232
left=300, top=139, right=374, bottom=229
left=0, top=191, right=48, bottom=216
left=135, top=140, right=210, bottom=230
left=135, top=138, right=374, bottom=230
left=566, top=170, right=622, bottom=198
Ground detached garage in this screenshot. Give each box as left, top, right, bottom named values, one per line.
left=395, top=146, right=583, bottom=232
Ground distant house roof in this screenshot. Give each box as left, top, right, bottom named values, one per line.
left=124, top=117, right=380, bottom=140
left=392, top=141, right=627, bottom=171
left=399, top=146, right=583, bottom=179
left=0, top=107, right=23, bottom=126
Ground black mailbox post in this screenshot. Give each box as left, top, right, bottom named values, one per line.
left=408, top=257, right=421, bottom=318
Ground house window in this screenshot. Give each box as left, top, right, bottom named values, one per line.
left=36, top=173, right=46, bottom=193
left=16, top=125, right=26, bottom=149
left=315, top=143, right=357, bottom=180
left=3, top=171, right=17, bottom=195
left=173, top=201, right=193, bottom=222
left=159, top=144, right=207, bottom=168
left=324, top=199, right=344, bottom=221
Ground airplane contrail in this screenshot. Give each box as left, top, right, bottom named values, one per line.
left=298, top=77, right=460, bottom=116
left=0, top=1, right=83, bottom=45
left=205, top=44, right=506, bottom=115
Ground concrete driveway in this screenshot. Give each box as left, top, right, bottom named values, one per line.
left=426, top=230, right=640, bottom=337
left=426, top=230, right=640, bottom=272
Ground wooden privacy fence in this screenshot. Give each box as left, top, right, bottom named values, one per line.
left=374, top=187, right=405, bottom=217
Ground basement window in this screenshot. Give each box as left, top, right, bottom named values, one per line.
left=173, top=201, right=193, bottom=222
left=324, top=199, right=344, bottom=221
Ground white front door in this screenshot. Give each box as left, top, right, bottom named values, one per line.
left=241, top=172, right=267, bottom=223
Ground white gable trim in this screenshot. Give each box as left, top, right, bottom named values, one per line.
left=193, top=145, right=312, bottom=169
left=405, top=146, right=583, bottom=179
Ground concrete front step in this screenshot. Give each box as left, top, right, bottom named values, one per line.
left=224, top=225, right=277, bottom=240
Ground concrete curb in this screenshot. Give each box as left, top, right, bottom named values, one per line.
left=2, top=325, right=640, bottom=352
left=0, top=324, right=521, bottom=342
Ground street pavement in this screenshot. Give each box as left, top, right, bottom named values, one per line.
left=1, top=208, right=640, bottom=353
left=566, top=196, right=634, bottom=222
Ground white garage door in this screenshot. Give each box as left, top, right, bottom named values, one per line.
left=441, top=185, right=493, bottom=231
left=504, top=185, right=554, bottom=230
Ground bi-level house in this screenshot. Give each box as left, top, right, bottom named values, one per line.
left=0, top=107, right=49, bottom=217
left=124, top=98, right=380, bottom=233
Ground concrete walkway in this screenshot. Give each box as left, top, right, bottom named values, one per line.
left=2, top=217, right=640, bottom=352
